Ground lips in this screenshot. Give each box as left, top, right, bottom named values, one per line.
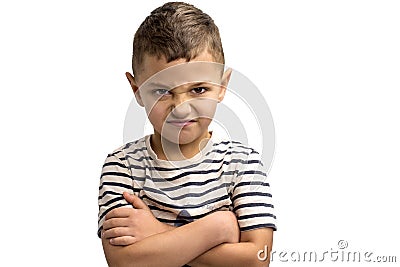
left=167, top=119, right=197, bottom=127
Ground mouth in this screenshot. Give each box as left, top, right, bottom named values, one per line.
left=167, top=119, right=197, bottom=127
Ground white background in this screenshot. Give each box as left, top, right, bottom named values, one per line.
left=1, top=0, right=399, bottom=266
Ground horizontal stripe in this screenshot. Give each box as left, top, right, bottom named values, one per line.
left=125, top=155, right=153, bottom=162
left=240, top=223, right=277, bottom=232
left=125, top=147, right=257, bottom=163
left=142, top=182, right=232, bottom=201
left=205, top=149, right=250, bottom=157
left=98, top=190, right=122, bottom=200
left=237, top=213, right=275, bottom=220
left=102, top=161, right=127, bottom=169
left=98, top=189, right=140, bottom=200
left=100, top=172, right=131, bottom=179
left=99, top=196, right=125, bottom=208
left=108, top=151, right=122, bottom=157
left=159, top=178, right=233, bottom=191
left=146, top=170, right=237, bottom=184
left=125, top=146, right=148, bottom=155
left=126, top=158, right=262, bottom=172
left=155, top=168, right=224, bottom=182
left=233, top=181, right=270, bottom=191
left=236, top=170, right=267, bottom=177
left=99, top=181, right=132, bottom=191
left=122, top=139, right=140, bottom=149
left=233, top=202, right=274, bottom=212
left=143, top=193, right=230, bottom=210
left=231, top=192, right=272, bottom=202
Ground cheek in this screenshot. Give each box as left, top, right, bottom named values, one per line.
left=146, top=103, right=167, bottom=127
left=146, top=101, right=170, bottom=132
left=198, top=117, right=212, bottom=129
left=193, top=98, right=218, bottom=119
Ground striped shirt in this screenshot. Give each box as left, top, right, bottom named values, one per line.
left=97, top=133, right=277, bottom=238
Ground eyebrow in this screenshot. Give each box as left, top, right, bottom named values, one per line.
left=145, top=82, right=170, bottom=89
left=188, top=82, right=210, bottom=88
left=145, top=81, right=213, bottom=90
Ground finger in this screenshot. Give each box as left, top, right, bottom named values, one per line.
left=103, top=218, right=130, bottom=231
left=110, top=236, right=137, bottom=246
left=125, top=72, right=131, bottom=84
left=103, top=227, right=132, bottom=239
left=123, top=192, right=150, bottom=210
left=105, top=207, right=134, bottom=220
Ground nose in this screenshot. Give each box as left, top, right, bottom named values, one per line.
left=171, top=96, right=192, bottom=119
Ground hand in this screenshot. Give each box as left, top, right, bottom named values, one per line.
left=225, top=211, right=240, bottom=243
left=102, top=192, right=172, bottom=246
left=211, top=211, right=240, bottom=244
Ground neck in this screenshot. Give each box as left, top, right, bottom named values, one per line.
left=151, top=131, right=211, bottom=161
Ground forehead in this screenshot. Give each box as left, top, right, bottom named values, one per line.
left=136, top=51, right=223, bottom=87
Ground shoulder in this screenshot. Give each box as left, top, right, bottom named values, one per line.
left=211, top=133, right=261, bottom=158
left=106, top=135, right=149, bottom=160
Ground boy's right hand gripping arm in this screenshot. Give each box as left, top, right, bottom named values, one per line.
left=101, top=210, right=239, bottom=267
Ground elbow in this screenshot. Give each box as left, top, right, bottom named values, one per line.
left=104, top=252, right=130, bottom=267
left=105, top=253, right=152, bottom=267
left=105, top=252, right=141, bottom=267
left=102, top=238, right=138, bottom=267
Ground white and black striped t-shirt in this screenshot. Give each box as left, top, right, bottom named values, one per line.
left=98, top=133, right=277, bottom=238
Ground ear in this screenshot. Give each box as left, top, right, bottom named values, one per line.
left=125, top=72, right=144, bottom=107
left=218, top=68, right=232, bottom=102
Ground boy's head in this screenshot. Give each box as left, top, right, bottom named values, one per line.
left=126, top=2, right=231, bottom=152
left=131, top=1, right=224, bottom=80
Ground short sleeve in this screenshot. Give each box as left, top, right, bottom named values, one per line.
left=97, top=152, right=134, bottom=237
left=231, top=150, right=277, bottom=232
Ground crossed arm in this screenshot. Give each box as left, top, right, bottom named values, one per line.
left=101, top=193, right=273, bottom=267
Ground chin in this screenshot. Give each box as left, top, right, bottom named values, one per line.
left=177, top=136, right=198, bottom=145
left=170, top=134, right=197, bottom=145
left=160, top=131, right=202, bottom=145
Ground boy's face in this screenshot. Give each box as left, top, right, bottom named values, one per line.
left=126, top=50, right=231, bottom=146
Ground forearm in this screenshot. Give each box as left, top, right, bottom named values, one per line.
left=188, top=228, right=273, bottom=267
left=188, top=242, right=268, bottom=267
left=102, top=213, right=230, bottom=267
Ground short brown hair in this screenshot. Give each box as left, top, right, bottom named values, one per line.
left=132, top=2, right=224, bottom=76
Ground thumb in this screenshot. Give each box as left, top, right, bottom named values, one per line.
left=123, top=192, right=150, bottom=210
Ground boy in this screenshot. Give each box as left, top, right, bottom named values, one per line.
left=98, top=2, right=276, bottom=266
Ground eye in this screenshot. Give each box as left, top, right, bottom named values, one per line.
left=191, top=87, right=208, bottom=94
left=153, top=89, right=171, bottom=96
